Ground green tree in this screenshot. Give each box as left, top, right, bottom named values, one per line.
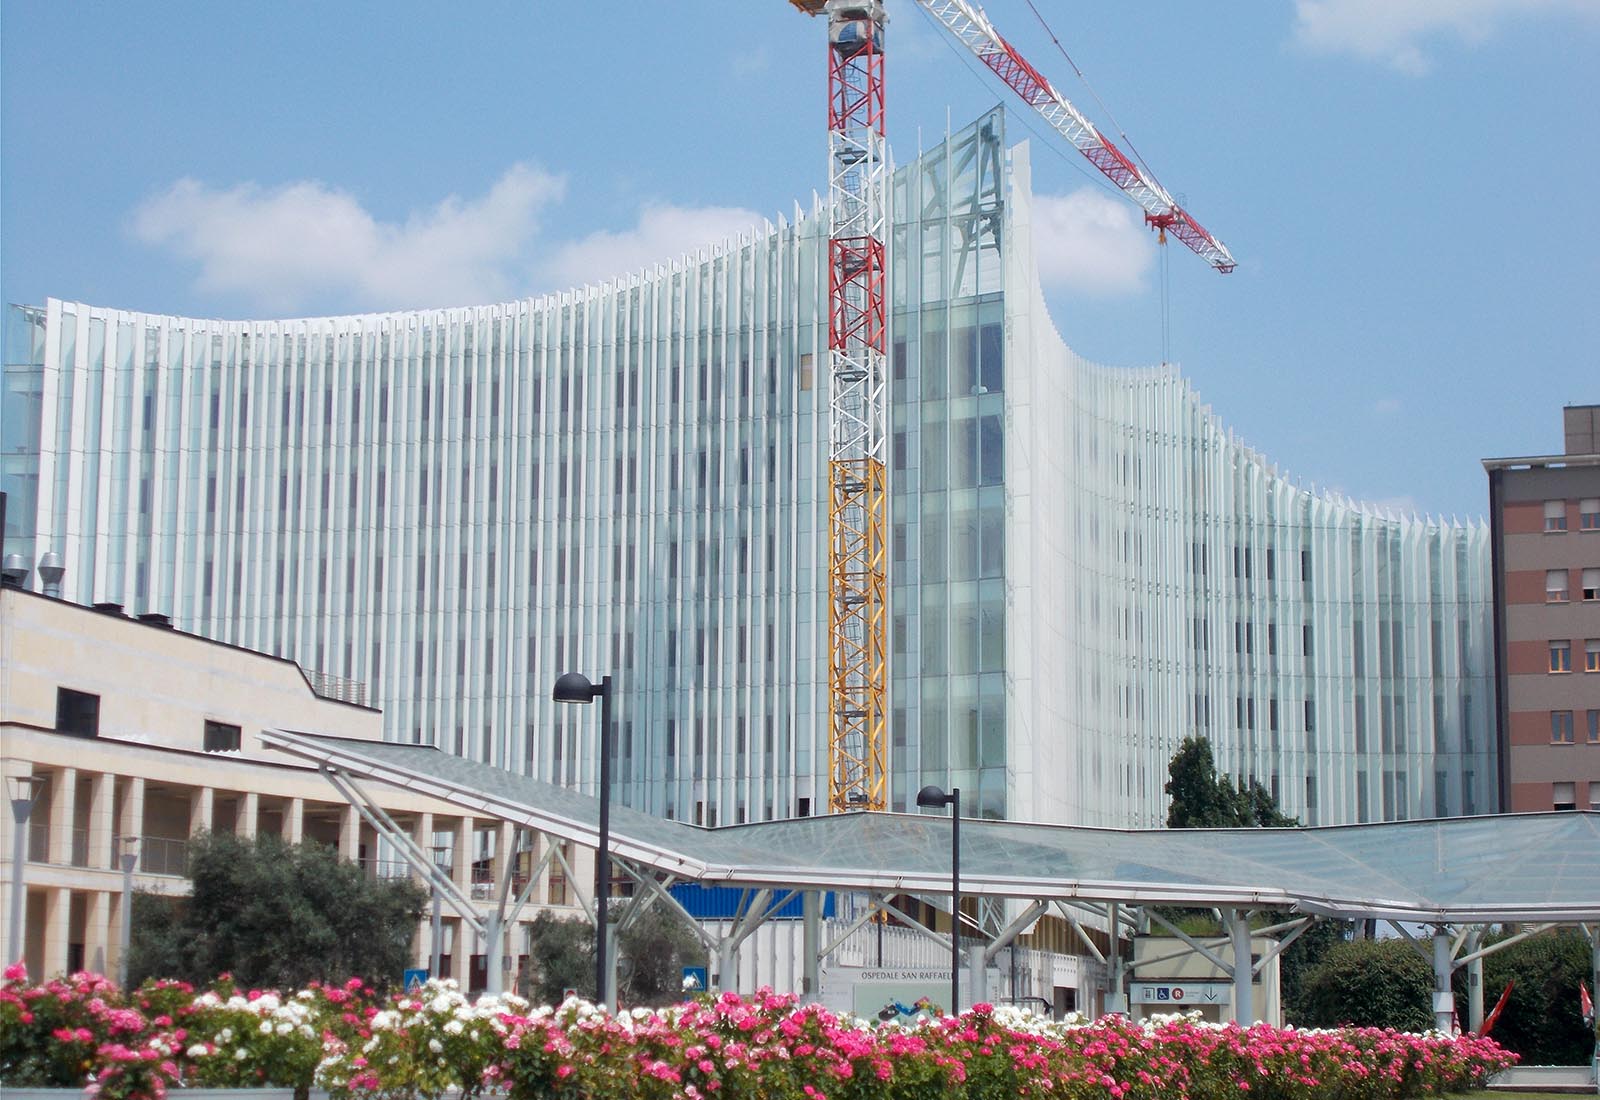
left=617, top=905, right=706, bottom=1005
left=126, top=831, right=427, bottom=990
left=1481, top=928, right=1593, bottom=1065
left=523, top=912, right=594, bottom=1006
left=1163, top=737, right=1339, bottom=1023
left=1296, top=937, right=1435, bottom=1031
left=521, top=905, right=707, bottom=1007
left=1165, top=737, right=1297, bottom=828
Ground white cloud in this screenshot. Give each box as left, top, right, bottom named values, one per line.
left=131, top=164, right=566, bottom=314
left=543, top=202, right=766, bottom=289
left=1030, top=189, right=1155, bottom=296
left=1291, top=0, right=1599, bottom=74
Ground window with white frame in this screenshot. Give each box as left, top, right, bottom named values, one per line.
left=1548, top=568, right=1570, bottom=601
left=1546, top=499, right=1569, bottom=532
left=1590, top=781, right=1600, bottom=811
left=1551, top=710, right=1575, bottom=743
left=1582, top=498, right=1600, bottom=531
left=1583, top=567, right=1600, bottom=601
left=1550, top=640, right=1572, bottom=672
left=1587, top=639, right=1600, bottom=673
left=1553, top=781, right=1577, bottom=811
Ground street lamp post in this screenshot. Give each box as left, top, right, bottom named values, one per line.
left=8, top=775, right=48, bottom=968
left=552, top=672, right=613, bottom=1006
left=118, top=836, right=139, bottom=988
left=916, top=784, right=961, bottom=1017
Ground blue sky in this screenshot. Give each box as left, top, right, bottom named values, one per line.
left=2, top=1, right=1595, bottom=521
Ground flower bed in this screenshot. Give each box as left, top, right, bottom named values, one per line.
left=1, top=964, right=1515, bottom=1100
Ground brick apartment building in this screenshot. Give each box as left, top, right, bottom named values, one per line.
left=1485, top=404, right=1600, bottom=811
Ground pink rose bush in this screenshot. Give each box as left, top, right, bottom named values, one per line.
left=1, top=964, right=1516, bottom=1100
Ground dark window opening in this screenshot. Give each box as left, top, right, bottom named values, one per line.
left=204, top=720, right=242, bottom=752
left=56, top=688, right=101, bottom=738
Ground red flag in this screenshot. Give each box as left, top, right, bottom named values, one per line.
left=1480, top=980, right=1514, bottom=1037
left=1580, top=980, right=1594, bottom=1025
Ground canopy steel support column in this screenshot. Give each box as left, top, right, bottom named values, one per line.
left=1466, top=927, right=1484, bottom=1034
left=803, top=891, right=822, bottom=1002
left=1106, top=901, right=1126, bottom=1014
left=1432, top=927, right=1455, bottom=1033
left=1229, top=908, right=1253, bottom=1024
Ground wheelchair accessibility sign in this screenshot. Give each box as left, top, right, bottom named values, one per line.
left=1132, top=982, right=1230, bottom=1005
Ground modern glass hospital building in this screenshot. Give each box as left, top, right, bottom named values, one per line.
left=1, top=108, right=1497, bottom=830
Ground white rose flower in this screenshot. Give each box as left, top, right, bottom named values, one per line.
left=259, top=1021, right=273, bottom=1035
left=276, top=1022, right=293, bottom=1036
left=443, top=1020, right=464, bottom=1035
left=187, top=1044, right=209, bottom=1058
left=235, top=1049, right=249, bottom=1061
left=428, top=1038, right=444, bottom=1054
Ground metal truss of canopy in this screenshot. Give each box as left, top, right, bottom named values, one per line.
left=261, top=729, right=1600, bottom=1024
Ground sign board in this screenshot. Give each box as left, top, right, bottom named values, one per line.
left=819, top=966, right=975, bottom=1019
left=1131, top=981, right=1232, bottom=1005
left=403, top=968, right=429, bottom=992
left=682, top=966, right=708, bottom=992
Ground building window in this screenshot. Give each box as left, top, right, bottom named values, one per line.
left=55, top=688, right=100, bottom=738
left=1545, top=500, right=1568, bottom=532
left=1550, top=640, right=1572, bottom=673
left=1590, top=710, right=1600, bottom=744
left=1582, top=498, right=1600, bottom=531
left=1590, top=781, right=1600, bottom=811
left=1589, top=639, right=1600, bottom=673
left=1551, top=710, right=1575, bottom=743
left=1547, top=569, right=1570, bottom=602
left=1553, top=781, right=1577, bottom=811
left=1583, top=568, right=1599, bottom=602
left=204, top=720, right=242, bottom=752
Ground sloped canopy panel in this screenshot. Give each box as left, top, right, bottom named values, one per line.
left=261, top=730, right=1600, bottom=923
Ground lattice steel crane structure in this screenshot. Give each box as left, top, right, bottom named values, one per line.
left=789, top=0, right=1233, bottom=815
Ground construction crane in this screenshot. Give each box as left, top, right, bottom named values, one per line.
left=913, top=0, right=1235, bottom=272
left=789, top=0, right=1233, bottom=815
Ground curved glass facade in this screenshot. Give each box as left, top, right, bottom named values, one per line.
left=1, top=107, right=1496, bottom=829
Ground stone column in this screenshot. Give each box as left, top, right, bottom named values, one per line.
left=118, top=776, right=146, bottom=847
left=452, top=817, right=476, bottom=893
left=41, top=887, right=70, bottom=978
left=84, top=889, right=112, bottom=978
left=286, top=797, right=305, bottom=845
left=189, top=787, right=214, bottom=835
left=87, top=773, right=114, bottom=872
left=338, top=805, right=359, bottom=863
left=47, top=768, right=77, bottom=865
left=238, top=792, right=259, bottom=839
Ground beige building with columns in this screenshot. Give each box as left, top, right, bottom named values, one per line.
left=0, top=584, right=587, bottom=986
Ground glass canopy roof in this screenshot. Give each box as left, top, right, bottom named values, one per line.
left=261, top=730, right=1600, bottom=923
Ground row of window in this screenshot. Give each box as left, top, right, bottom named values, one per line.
left=1548, top=639, right=1600, bottom=673
left=1543, top=498, right=1600, bottom=532
left=1545, top=567, right=1600, bottom=602
left=1550, top=709, right=1600, bottom=743
left=1551, top=780, right=1600, bottom=811
left=55, top=687, right=241, bottom=752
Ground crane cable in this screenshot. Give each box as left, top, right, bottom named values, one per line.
left=1020, top=0, right=1177, bottom=367
left=1019, top=0, right=1169, bottom=193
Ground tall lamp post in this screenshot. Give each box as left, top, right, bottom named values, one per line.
left=117, top=836, right=139, bottom=987
left=8, top=775, right=48, bottom=968
left=916, top=784, right=961, bottom=1017
left=552, top=672, right=613, bottom=1006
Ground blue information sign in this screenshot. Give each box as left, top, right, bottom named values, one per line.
left=681, top=966, right=708, bottom=992
left=404, top=968, right=429, bottom=991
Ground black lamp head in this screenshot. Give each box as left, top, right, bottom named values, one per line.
left=916, top=784, right=953, bottom=809
left=552, top=671, right=599, bottom=704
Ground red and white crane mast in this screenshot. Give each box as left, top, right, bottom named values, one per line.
left=793, top=0, right=892, bottom=813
